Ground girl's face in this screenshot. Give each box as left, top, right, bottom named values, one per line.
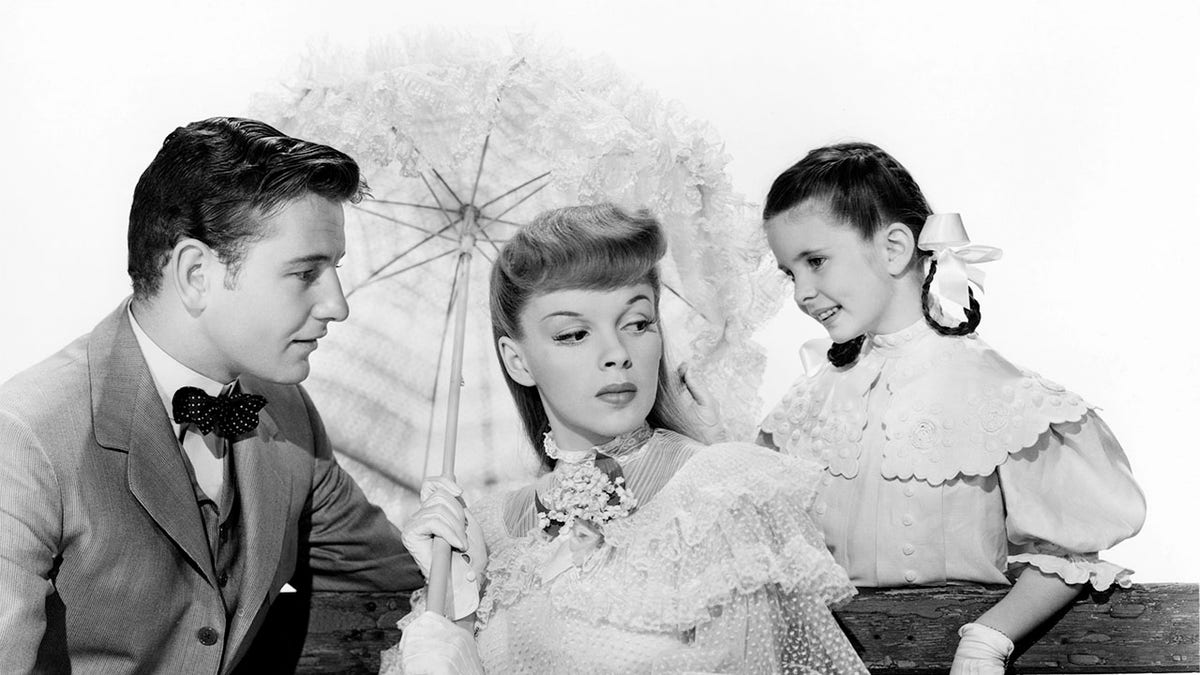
left=498, top=283, right=662, bottom=453
left=765, top=199, right=904, bottom=342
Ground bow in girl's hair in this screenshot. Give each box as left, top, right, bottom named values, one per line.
left=918, top=214, right=1003, bottom=325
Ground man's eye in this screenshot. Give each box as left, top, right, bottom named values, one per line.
left=295, top=269, right=319, bottom=282
left=552, top=330, right=588, bottom=343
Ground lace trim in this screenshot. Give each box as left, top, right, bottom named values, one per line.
left=762, top=330, right=1093, bottom=485
left=476, top=437, right=855, bottom=633
left=1009, top=552, right=1134, bottom=592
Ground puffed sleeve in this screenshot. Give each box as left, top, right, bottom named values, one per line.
left=999, top=411, right=1145, bottom=590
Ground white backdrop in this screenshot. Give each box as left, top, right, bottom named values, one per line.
left=1, top=0, right=1195, bottom=582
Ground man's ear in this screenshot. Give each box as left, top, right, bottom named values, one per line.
left=169, top=239, right=218, bottom=313
left=880, top=222, right=918, bottom=276
left=497, top=336, right=536, bottom=387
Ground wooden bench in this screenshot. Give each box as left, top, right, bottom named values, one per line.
left=237, top=583, right=1199, bottom=673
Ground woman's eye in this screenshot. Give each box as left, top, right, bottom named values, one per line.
left=552, top=330, right=588, bottom=343
left=625, top=318, right=657, bottom=333
left=808, top=256, right=826, bottom=270
left=779, top=268, right=795, bottom=280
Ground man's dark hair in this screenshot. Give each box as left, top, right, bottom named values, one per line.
left=127, top=116, right=367, bottom=299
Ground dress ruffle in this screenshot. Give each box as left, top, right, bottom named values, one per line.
left=762, top=326, right=1093, bottom=486
left=1009, top=552, right=1133, bottom=592
left=478, top=439, right=855, bottom=634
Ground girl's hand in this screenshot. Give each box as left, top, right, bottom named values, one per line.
left=950, top=623, right=1013, bottom=675
left=399, top=611, right=484, bottom=675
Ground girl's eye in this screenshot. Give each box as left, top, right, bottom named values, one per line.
left=779, top=267, right=795, bottom=280
left=552, top=330, right=588, bottom=343
left=808, top=256, right=826, bottom=270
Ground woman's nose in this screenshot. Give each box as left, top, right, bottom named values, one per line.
left=601, top=334, right=632, bottom=370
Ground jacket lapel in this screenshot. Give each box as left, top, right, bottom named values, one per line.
left=89, top=302, right=217, bottom=586
left=226, top=403, right=289, bottom=649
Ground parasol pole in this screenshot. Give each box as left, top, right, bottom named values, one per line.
left=425, top=205, right=479, bottom=617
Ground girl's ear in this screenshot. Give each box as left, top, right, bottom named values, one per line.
left=498, top=336, right=537, bottom=387
left=170, top=239, right=217, bottom=314
left=880, top=222, right=918, bottom=276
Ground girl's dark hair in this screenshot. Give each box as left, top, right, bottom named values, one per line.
left=128, top=117, right=368, bottom=300
left=762, top=142, right=980, bottom=366
left=490, top=203, right=696, bottom=471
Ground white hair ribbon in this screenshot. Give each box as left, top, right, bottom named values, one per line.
left=917, top=214, right=1002, bottom=325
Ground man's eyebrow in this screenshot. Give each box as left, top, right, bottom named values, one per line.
left=285, top=253, right=341, bottom=265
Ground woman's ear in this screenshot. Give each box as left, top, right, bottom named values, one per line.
left=498, top=336, right=536, bottom=387
left=880, top=222, right=918, bottom=276
left=169, top=239, right=217, bottom=314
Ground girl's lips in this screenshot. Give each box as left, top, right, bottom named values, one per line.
left=816, top=306, right=841, bottom=323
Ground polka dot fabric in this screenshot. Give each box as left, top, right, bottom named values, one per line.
left=171, top=386, right=267, bottom=438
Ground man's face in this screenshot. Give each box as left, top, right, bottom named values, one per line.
left=198, top=194, right=349, bottom=384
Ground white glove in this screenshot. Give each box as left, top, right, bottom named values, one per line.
left=399, top=611, right=484, bottom=675
left=676, top=362, right=719, bottom=431
left=950, top=622, right=1014, bottom=675
left=401, top=477, right=488, bottom=620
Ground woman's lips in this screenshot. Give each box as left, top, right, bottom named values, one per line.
left=596, top=383, right=637, bottom=405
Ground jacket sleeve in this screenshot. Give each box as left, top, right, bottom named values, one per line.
left=0, top=409, right=63, bottom=672
left=296, top=387, right=424, bottom=592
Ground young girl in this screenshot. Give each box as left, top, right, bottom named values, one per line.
left=758, top=142, right=1146, bottom=673
left=386, top=204, right=867, bottom=674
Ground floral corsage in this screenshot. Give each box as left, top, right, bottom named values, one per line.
left=534, top=451, right=638, bottom=577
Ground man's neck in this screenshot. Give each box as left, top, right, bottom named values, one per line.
left=131, top=295, right=232, bottom=383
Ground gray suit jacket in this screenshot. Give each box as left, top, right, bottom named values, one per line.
left=0, top=302, right=422, bottom=673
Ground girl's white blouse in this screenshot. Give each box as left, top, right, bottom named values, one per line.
left=760, top=320, right=1146, bottom=589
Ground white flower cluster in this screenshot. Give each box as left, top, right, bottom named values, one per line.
left=536, top=463, right=637, bottom=535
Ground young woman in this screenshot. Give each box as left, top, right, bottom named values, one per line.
left=385, top=204, right=867, bottom=674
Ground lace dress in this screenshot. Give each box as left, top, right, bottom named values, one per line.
left=760, top=320, right=1146, bottom=589
left=395, top=427, right=867, bottom=674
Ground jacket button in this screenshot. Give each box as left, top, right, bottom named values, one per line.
left=901, top=514, right=914, bottom=526
left=197, top=626, right=219, bottom=646
left=218, top=572, right=229, bottom=587
left=904, top=570, right=917, bottom=583
left=903, top=544, right=915, bottom=556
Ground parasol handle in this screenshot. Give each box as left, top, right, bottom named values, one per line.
left=425, top=211, right=478, bottom=617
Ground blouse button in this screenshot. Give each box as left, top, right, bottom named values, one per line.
left=904, top=570, right=917, bottom=583
left=901, top=514, right=914, bottom=526
left=814, top=503, right=828, bottom=516
left=903, top=544, right=915, bottom=556
left=903, top=486, right=915, bottom=497
left=821, top=475, right=833, bottom=487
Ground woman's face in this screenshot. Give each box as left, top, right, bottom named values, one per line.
left=498, top=283, right=661, bottom=453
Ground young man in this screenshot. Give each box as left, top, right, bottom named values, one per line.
left=0, top=118, right=473, bottom=673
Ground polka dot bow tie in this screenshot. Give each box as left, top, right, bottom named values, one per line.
left=171, top=386, right=267, bottom=438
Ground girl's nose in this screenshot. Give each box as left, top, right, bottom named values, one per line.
left=793, top=278, right=818, bottom=306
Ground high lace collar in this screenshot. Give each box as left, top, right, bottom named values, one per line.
left=866, top=318, right=933, bottom=356
left=545, top=423, right=655, bottom=465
